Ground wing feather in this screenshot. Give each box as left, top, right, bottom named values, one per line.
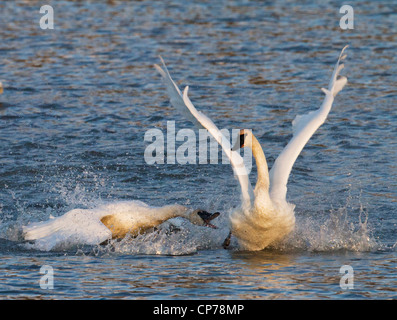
left=155, top=59, right=254, bottom=207
left=154, top=58, right=202, bottom=128
left=269, top=46, right=348, bottom=202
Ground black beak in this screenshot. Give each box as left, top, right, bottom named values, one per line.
left=231, top=133, right=245, bottom=151
left=197, top=211, right=220, bottom=229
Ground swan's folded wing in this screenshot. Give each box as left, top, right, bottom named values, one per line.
left=269, top=46, right=348, bottom=202
left=155, top=59, right=254, bottom=207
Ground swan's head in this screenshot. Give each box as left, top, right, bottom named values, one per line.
left=188, top=210, right=220, bottom=229
left=231, top=129, right=252, bottom=151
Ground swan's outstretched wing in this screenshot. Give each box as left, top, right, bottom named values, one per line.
left=269, top=46, right=349, bottom=202
left=154, top=58, right=202, bottom=128
left=155, top=59, right=254, bottom=207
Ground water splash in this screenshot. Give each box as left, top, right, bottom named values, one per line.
left=50, top=168, right=111, bottom=211
left=0, top=168, right=381, bottom=255
left=84, top=218, right=225, bottom=256
left=274, top=198, right=378, bottom=252
left=101, top=227, right=198, bottom=256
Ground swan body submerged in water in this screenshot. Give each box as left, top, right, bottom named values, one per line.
left=23, top=200, right=219, bottom=251
left=155, top=46, right=348, bottom=251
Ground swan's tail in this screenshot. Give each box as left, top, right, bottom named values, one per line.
left=22, top=208, right=113, bottom=251
left=23, top=216, right=62, bottom=241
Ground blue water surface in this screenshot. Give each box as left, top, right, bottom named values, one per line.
left=0, top=0, right=396, bottom=299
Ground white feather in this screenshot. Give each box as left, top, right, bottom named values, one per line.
left=155, top=61, right=254, bottom=208
left=269, top=47, right=348, bottom=202
left=22, top=200, right=187, bottom=251
left=156, top=47, right=348, bottom=251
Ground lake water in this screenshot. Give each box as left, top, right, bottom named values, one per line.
left=0, top=0, right=396, bottom=299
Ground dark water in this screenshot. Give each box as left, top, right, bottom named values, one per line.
left=0, top=0, right=396, bottom=299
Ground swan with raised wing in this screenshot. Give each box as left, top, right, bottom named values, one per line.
left=155, top=46, right=348, bottom=251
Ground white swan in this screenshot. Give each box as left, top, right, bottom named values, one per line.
left=155, top=46, right=348, bottom=251
left=23, top=200, right=220, bottom=251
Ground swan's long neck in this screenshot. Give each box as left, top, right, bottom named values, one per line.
left=162, top=206, right=203, bottom=225
left=251, top=134, right=270, bottom=192
left=158, top=204, right=189, bottom=221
